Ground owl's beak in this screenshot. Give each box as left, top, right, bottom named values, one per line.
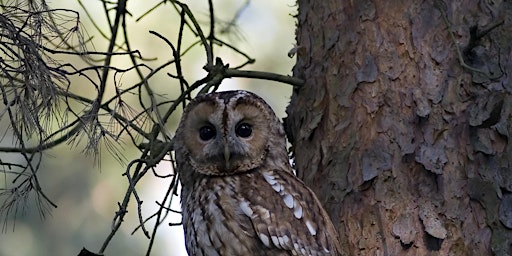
left=224, top=144, right=231, bottom=170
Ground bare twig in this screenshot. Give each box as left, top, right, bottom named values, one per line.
left=434, top=0, right=503, bottom=79
left=0, top=1, right=299, bottom=255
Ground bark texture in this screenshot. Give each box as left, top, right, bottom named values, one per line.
left=285, top=0, right=512, bottom=255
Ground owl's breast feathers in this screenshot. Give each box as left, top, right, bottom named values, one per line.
left=181, top=169, right=342, bottom=256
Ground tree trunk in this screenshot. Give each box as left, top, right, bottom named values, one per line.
left=285, top=1, right=512, bottom=255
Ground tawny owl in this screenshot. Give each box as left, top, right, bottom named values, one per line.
left=174, top=90, right=342, bottom=256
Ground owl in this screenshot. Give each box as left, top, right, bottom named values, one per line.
left=173, top=90, right=342, bottom=255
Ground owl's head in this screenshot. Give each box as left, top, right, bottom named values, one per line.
left=174, top=90, right=286, bottom=176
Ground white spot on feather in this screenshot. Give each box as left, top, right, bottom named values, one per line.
left=262, top=172, right=277, bottom=185
left=283, top=193, right=294, bottom=208
left=271, top=235, right=280, bottom=247
left=272, top=182, right=282, bottom=192
left=279, top=235, right=290, bottom=246
left=293, top=203, right=303, bottom=219
left=239, top=201, right=253, bottom=217
left=259, top=234, right=270, bottom=247
left=305, top=220, right=317, bottom=236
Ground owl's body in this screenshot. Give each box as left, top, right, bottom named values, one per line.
left=174, top=90, right=341, bottom=256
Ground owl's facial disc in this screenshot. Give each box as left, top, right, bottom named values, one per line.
left=180, top=91, right=274, bottom=176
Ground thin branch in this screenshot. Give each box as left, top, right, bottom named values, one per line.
left=174, top=1, right=213, bottom=66
left=434, top=0, right=502, bottom=79
left=224, top=69, right=304, bottom=87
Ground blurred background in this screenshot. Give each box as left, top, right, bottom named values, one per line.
left=0, top=0, right=295, bottom=255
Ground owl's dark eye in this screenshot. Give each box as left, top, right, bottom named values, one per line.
left=199, top=125, right=216, bottom=141
left=235, top=122, right=252, bottom=138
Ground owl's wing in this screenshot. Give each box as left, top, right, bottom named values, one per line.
left=238, top=169, right=341, bottom=255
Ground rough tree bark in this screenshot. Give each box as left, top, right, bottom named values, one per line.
left=285, top=1, right=512, bottom=255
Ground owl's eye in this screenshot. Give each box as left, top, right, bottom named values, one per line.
left=235, top=122, right=252, bottom=138
left=199, top=125, right=216, bottom=141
